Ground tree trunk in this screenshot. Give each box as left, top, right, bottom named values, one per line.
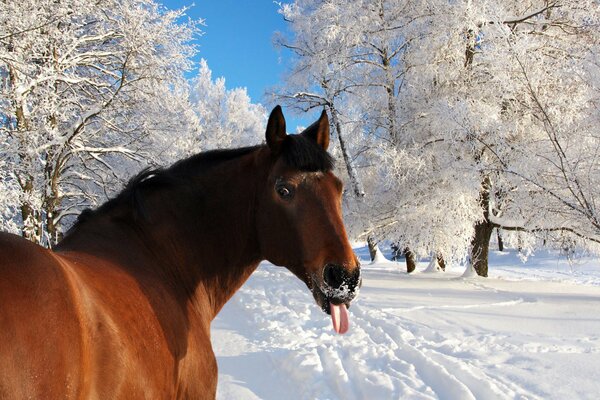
left=497, top=228, right=504, bottom=252
left=382, top=52, right=399, bottom=145
left=13, top=85, right=42, bottom=241
left=405, top=247, right=416, bottom=273
left=465, top=29, right=476, bottom=67
left=45, top=46, right=62, bottom=247
left=470, top=221, right=494, bottom=277
left=367, top=236, right=377, bottom=261
left=436, top=254, right=446, bottom=271
left=470, top=176, right=493, bottom=277
left=44, top=171, right=61, bottom=247
left=328, top=106, right=365, bottom=197
left=20, top=178, right=42, bottom=244
left=9, top=63, right=43, bottom=244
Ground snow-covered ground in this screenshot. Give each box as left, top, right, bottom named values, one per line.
left=211, top=247, right=600, bottom=400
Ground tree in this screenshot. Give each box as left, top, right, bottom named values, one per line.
left=277, top=0, right=478, bottom=267
left=276, top=0, right=367, bottom=200
left=405, top=1, right=600, bottom=275
left=191, top=59, right=267, bottom=149
left=0, top=0, right=199, bottom=246
left=278, top=0, right=600, bottom=275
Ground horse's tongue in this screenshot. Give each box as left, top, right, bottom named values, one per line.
left=330, top=303, right=349, bottom=334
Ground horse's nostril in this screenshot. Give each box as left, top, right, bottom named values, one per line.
left=323, top=264, right=345, bottom=289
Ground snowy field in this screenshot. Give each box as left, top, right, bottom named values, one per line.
left=211, top=246, right=600, bottom=400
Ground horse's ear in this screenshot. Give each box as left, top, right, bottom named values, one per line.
left=266, top=105, right=287, bottom=155
left=302, top=109, right=330, bottom=151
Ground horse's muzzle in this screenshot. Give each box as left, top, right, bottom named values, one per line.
left=312, top=263, right=361, bottom=314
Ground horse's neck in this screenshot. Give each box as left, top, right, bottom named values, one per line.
left=58, top=150, right=267, bottom=320
left=171, top=152, right=266, bottom=318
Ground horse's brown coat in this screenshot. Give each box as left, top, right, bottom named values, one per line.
left=0, top=107, right=359, bottom=399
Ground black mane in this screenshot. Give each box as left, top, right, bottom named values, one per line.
left=70, top=136, right=334, bottom=230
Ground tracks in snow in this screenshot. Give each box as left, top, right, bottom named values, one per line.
left=350, top=304, right=540, bottom=400
left=214, top=266, right=542, bottom=399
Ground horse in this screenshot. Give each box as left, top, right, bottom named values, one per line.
left=0, top=106, right=361, bottom=399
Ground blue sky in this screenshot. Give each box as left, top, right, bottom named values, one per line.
left=161, top=0, right=311, bottom=130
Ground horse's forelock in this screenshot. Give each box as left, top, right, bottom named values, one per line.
left=280, top=134, right=335, bottom=173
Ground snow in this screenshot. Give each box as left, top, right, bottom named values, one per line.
left=423, top=257, right=443, bottom=274
left=212, top=246, right=600, bottom=399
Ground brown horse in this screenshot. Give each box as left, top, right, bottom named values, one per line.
left=0, top=106, right=360, bottom=399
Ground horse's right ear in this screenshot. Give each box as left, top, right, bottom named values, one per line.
left=266, top=105, right=286, bottom=155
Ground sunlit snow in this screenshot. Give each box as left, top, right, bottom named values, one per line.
left=212, top=245, right=600, bottom=400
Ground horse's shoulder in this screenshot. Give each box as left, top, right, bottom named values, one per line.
left=0, top=232, right=64, bottom=280
left=0, top=234, right=86, bottom=398
left=0, top=231, right=48, bottom=254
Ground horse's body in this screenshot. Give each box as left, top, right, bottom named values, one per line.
left=0, top=107, right=360, bottom=399
left=0, top=233, right=213, bottom=399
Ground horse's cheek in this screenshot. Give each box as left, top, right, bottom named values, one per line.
left=258, top=203, right=303, bottom=266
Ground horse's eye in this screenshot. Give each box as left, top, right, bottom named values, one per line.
left=276, top=184, right=293, bottom=199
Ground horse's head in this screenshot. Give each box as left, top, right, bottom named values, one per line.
left=256, top=106, right=361, bottom=334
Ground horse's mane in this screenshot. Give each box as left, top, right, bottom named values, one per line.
left=72, top=135, right=334, bottom=228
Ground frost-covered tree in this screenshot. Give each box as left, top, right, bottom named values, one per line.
left=0, top=0, right=199, bottom=246
left=278, top=0, right=600, bottom=276
left=275, top=0, right=367, bottom=199
left=399, top=0, right=600, bottom=275
left=277, top=0, right=476, bottom=266
left=191, top=59, right=266, bottom=149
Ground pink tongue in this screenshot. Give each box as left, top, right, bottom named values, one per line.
left=330, top=303, right=349, bottom=334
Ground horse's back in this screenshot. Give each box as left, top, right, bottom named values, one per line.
left=0, top=232, right=84, bottom=399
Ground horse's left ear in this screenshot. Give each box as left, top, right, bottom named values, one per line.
left=266, top=105, right=287, bottom=155
left=302, top=109, right=330, bottom=151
